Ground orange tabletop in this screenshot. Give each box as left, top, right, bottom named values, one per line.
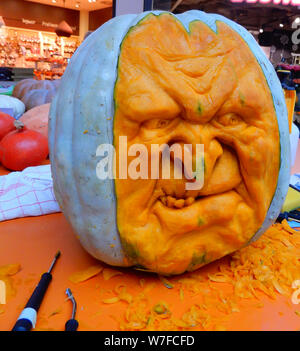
left=0, top=148, right=300, bottom=331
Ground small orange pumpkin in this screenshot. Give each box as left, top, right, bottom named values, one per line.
left=19, top=103, right=50, bottom=138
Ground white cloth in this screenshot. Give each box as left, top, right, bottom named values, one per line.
left=0, top=165, right=61, bottom=222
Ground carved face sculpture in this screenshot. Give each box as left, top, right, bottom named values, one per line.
left=113, top=13, right=279, bottom=275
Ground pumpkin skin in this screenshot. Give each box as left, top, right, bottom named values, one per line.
left=12, top=79, right=36, bottom=100
left=13, top=79, right=59, bottom=100
left=21, top=89, right=55, bottom=111
left=19, top=103, right=50, bottom=138
left=0, top=112, right=15, bottom=141
left=0, top=121, right=49, bottom=171
left=49, top=11, right=290, bottom=275
left=0, top=95, right=25, bottom=119
left=13, top=79, right=60, bottom=111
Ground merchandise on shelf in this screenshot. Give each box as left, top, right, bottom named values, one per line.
left=0, top=26, right=79, bottom=79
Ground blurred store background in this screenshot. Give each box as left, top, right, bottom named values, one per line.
left=0, top=0, right=299, bottom=122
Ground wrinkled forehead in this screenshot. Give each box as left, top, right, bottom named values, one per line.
left=116, top=13, right=274, bottom=124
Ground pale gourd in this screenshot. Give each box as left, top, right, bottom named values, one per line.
left=49, top=11, right=290, bottom=275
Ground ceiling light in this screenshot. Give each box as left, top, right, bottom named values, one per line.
left=259, top=28, right=264, bottom=33
left=75, top=3, right=80, bottom=7
left=52, top=0, right=57, bottom=3
left=279, top=23, right=284, bottom=28
left=295, top=17, right=300, bottom=24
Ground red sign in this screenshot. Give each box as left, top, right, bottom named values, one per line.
left=230, top=0, right=300, bottom=5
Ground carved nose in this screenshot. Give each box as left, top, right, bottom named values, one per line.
left=198, top=143, right=242, bottom=196
left=165, top=140, right=205, bottom=192
left=171, top=142, right=195, bottom=181
left=170, top=137, right=225, bottom=192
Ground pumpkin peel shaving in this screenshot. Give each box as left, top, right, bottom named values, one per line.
left=114, top=222, right=300, bottom=331
left=68, top=264, right=103, bottom=284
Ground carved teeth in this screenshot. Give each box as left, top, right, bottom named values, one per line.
left=174, top=199, right=185, bottom=209
left=160, top=196, right=167, bottom=206
left=159, top=195, right=195, bottom=208
left=167, top=196, right=176, bottom=208
left=185, top=197, right=195, bottom=206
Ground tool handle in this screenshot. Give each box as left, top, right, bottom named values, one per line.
left=26, top=272, right=52, bottom=311
left=65, top=319, right=79, bottom=331
left=277, top=212, right=288, bottom=222
left=12, top=317, right=33, bottom=332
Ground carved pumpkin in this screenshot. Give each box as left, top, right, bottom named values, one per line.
left=49, top=11, right=290, bottom=275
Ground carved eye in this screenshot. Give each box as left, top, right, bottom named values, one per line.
left=142, top=119, right=172, bottom=129
left=217, top=113, right=242, bottom=127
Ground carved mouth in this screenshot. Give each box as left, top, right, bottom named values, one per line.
left=156, top=143, right=243, bottom=209
left=159, top=195, right=196, bottom=209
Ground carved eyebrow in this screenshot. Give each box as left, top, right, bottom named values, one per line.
left=174, top=57, right=226, bottom=95
left=148, top=27, right=231, bottom=59
left=119, top=22, right=237, bottom=123
left=174, top=56, right=223, bottom=78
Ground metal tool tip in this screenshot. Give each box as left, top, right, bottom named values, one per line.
left=55, top=251, right=61, bottom=259
left=66, top=288, right=72, bottom=297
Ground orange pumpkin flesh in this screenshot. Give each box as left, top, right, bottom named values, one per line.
left=114, top=14, right=279, bottom=275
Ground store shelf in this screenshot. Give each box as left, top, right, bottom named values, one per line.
left=0, top=26, right=79, bottom=78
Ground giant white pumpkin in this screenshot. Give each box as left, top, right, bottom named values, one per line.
left=49, top=11, right=290, bottom=275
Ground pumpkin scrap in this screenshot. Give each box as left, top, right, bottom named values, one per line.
left=179, top=288, right=184, bottom=301
left=102, top=297, right=120, bottom=304
left=68, top=264, right=103, bottom=284
left=153, top=302, right=170, bottom=316
left=0, top=264, right=21, bottom=304
left=207, top=273, right=230, bottom=283
left=281, top=219, right=299, bottom=235
left=116, top=222, right=300, bottom=331
left=0, top=264, right=21, bottom=276
left=115, top=285, right=133, bottom=304
left=102, top=268, right=123, bottom=281
left=158, top=276, right=174, bottom=289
